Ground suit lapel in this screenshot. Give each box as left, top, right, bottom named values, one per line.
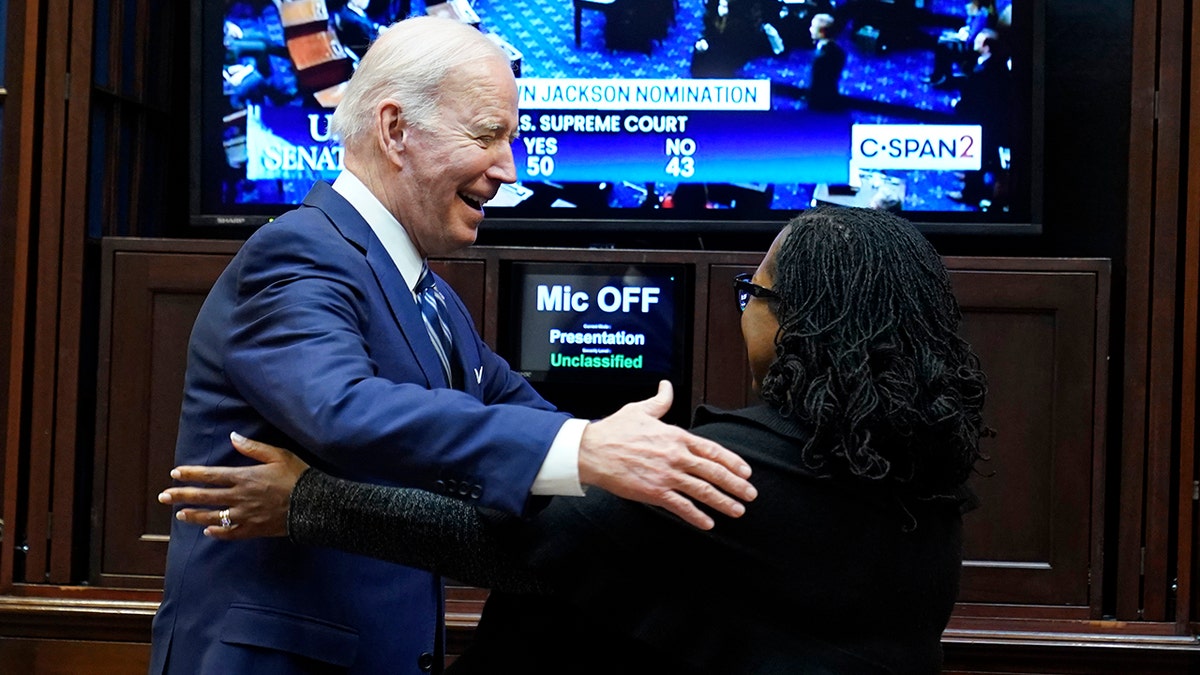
left=303, top=182, right=450, bottom=389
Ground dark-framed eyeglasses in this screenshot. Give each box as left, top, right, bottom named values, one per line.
left=733, top=272, right=780, bottom=312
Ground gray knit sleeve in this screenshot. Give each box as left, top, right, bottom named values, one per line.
left=287, top=468, right=547, bottom=593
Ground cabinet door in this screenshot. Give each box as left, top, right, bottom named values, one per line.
left=92, top=243, right=491, bottom=587
left=93, top=246, right=237, bottom=587
left=430, top=259, right=486, bottom=334
left=951, top=267, right=1105, bottom=611
left=703, top=264, right=758, bottom=410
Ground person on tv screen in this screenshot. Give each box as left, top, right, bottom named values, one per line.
left=806, top=12, right=846, bottom=111
left=149, top=15, right=757, bottom=675
left=163, top=205, right=990, bottom=674
left=333, top=0, right=386, bottom=58
left=926, top=0, right=999, bottom=88
left=950, top=28, right=1011, bottom=207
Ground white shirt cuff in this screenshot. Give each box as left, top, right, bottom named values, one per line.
left=530, top=418, right=588, bottom=496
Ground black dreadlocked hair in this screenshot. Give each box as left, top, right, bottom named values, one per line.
left=757, top=206, right=989, bottom=495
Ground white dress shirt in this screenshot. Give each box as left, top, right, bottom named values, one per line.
left=332, top=171, right=586, bottom=496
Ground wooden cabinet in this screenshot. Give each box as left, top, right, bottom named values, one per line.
left=92, top=240, right=1113, bottom=629
left=93, top=242, right=243, bottom=587
left=4, top=236, right=1188, bottom=673
left=950, top=261, right=1108, bottom=613
left=702, top=263, right=758, bottom=410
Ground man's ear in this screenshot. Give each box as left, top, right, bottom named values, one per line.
left=375, top=99, right=408, bottom=167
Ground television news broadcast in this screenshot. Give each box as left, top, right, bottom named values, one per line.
left=199, top=0, right=1028, bottom=230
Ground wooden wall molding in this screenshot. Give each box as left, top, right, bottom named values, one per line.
left=0, top=595, right=157, bottom=642
left=942, top=638, right=1200, bottom=675
left=1, top=593, right=1198, bottom=674
left=0, top=0, right=96, bottom=589
left=1118, top=0, right=1190, bottom=624
left=1180, top=0, right=1200, bottom=631
left=0, top=0, right=44, bottom=597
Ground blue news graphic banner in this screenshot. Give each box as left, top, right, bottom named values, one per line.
left=513, top=110, right=851, bottom=184
left=241, top=76, right=984, bottom=186
left=245, top=105, right=342, bottom=182
left=243, top=100, right=854, bottom=185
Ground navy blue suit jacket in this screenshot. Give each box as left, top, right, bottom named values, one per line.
left=808, top=40, right=846, bottom=111
left=150, top=181, right=568, bottom=674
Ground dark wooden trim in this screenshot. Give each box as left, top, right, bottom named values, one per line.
left=1116, top=0, right=1162, bottom=621
left=1141, top=0, right=1186, bottom=623
left=0, top=593, right=1197, bottom=675
left=94, top=0, right=121, bottom=234
left=0, top=596, right=157, bottom=642
left=24, top=0, right=74, bottom=584
left=1180, top=0, right=1200, bottom=630
left=22, top=0, right=98, bottom=586
left=942, top=639, right=1200, bottom=675
left=91, top=238, right=245, bottom=256
left=0, top=637, right=151, bottom=675
left=6, top=0, right=97, bottom=586
left=948, top=613, right=1188, bottom=637
left=688, top=254, right=716, bottom=409
left=42, top=0, right=96, bottom=585
left=1091, top=259, right=1113, bottom=616
left=0, top=591, right=1196, bottom=666
left=0, top=0, right=41, bottom=595
left=703, top=262, right=757, bottom=410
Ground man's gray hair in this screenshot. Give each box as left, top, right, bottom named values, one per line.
left=812, top=13, right=836, bottom=34
left=330, top=16, right=509, bottom=150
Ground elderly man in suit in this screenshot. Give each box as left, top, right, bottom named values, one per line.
left=807, top=13, right=846, bottom=111
left=149, top=16, right=755, bottom=675
left=951, top=28, right=1010, bottom=206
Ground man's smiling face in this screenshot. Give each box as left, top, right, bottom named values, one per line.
left=393, top=55, right=519, bottom=258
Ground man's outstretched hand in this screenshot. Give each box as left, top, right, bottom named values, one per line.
left=578, top=380, right=756, bottom=530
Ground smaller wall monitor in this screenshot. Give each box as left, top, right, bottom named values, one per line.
left=500, top=261, right=692, bottom=424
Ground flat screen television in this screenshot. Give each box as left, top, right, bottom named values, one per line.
left=192, top=0, right=1041, bottom=237
left=499, top=261, right=692, bottom=424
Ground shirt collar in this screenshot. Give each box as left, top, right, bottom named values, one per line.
left=332, top=170, right=424, bottom=296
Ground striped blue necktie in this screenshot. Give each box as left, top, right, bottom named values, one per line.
left=415, top=264, right=454, bottom=383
